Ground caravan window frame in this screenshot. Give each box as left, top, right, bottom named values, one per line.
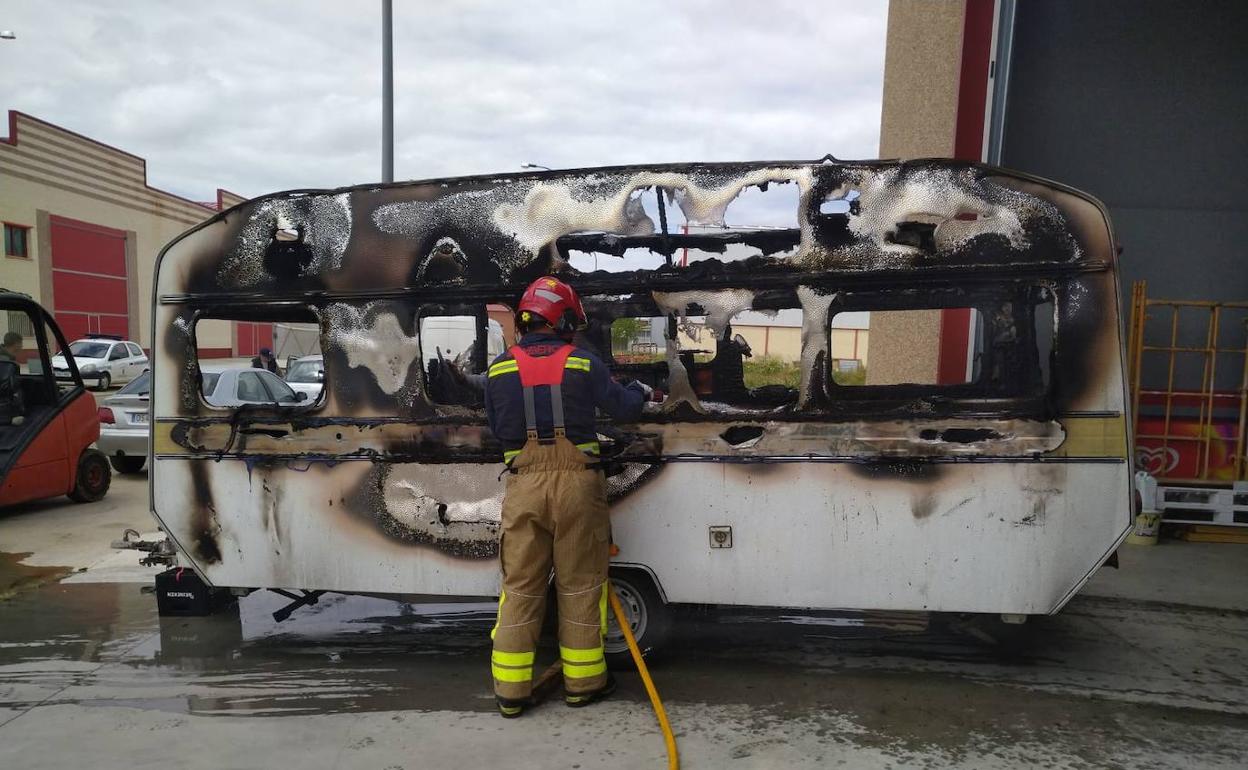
left=189, top=304, right=326, bottom=412
left=824, top=284, right=1055, bottom=404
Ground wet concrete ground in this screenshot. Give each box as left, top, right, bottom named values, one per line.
left=2, top=477, right=1246, bottom=768
left=1, top=579, right=1246, bottom=768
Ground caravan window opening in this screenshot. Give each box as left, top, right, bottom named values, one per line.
left=190, top=305, right=324, bottom=410
left=418, top=305, right=505, bottom=407
left=826, top=285, right=1055, bottom=402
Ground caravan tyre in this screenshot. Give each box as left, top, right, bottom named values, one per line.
left=605, top=570, right=671, bottom=670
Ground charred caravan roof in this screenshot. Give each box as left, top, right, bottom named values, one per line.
left=154, top=157, right=1121, bottom=420
left=155, top=157, right=1116, bottom=301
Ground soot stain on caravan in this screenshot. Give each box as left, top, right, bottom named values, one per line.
left=186, top=462, right=223, bottom=565
left=153, top=158, right=1119, bottom=560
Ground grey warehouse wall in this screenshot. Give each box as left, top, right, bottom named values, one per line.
left=1001, top=0, right=1248, bottom=304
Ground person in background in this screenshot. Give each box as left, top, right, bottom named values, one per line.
left=0, top=332, right=22, bottom=364
left=251, top=347, right=278, bottom=374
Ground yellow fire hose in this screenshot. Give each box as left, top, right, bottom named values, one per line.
left=608, top=584, right=680, bottom=770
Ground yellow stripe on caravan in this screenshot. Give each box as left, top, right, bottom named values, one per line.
left=151, top=422, right=181, bottom=454
left=1050, top=415, right=1128, bottom=458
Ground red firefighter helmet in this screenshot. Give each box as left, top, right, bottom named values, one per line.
left=516, top=276, right=587, bottom=334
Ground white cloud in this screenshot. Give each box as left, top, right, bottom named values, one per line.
left=1, top=0, right=887, bottom=201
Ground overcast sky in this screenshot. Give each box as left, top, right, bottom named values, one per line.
left=2, top=1, right=888, bottom=202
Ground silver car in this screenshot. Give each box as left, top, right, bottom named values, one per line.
left=283, top=355, right=324, bottom=401
left=97, top=370, right=151, bottom=473
left=204, top=367, right=309, bottom=408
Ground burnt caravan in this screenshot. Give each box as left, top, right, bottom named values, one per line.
left=150, top=159, right=1131, bottom=649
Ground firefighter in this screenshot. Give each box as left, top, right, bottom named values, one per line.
left=485, top=276, right=650, bottom=717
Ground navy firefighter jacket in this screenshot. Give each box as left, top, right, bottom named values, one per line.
left=484, top=332, right=646, bottom=462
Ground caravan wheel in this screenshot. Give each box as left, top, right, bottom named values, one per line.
left=605, top=570, right=671, bottom=669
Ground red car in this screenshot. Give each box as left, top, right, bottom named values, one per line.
left=0, top=290, right=111, bottom=507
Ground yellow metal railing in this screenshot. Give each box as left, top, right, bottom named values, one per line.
left=1128, top=281, right=1248, bottom=484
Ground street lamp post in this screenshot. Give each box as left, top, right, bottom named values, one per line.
left=521, top=163, right=552, bottom=171
left=381, top=1, right=393, bottom=183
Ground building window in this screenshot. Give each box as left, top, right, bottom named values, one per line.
left=4, top=223, right=30, bottom=258
left=6, top=310, right=35, bottom=338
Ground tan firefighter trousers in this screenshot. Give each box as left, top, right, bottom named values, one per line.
left=491, top=438, right=610, bottom=700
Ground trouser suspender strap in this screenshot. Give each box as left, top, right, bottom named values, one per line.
left=522, top=386, right=539, bottom=441
left=549, top=383, right=565, bottom=438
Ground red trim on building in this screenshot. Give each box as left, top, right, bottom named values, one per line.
left=197, top=348, right=234, bottom=359
left=936, top=307, right=973, bottom=384
left=937, top=0, right=996, bottom=384
left=215, top=188, right=246, bottom=211
left=953, top=0, right=996, bottom=163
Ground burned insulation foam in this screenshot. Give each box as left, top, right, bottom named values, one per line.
left=219, top=193, right=352, bottom=287
left=797, top=286, right=837, bottom=407
left=847, top=167, right=1024, bottom=254
left=324, top=303, right=422, bottom=395
left=652, top=289, right=756, bottom=339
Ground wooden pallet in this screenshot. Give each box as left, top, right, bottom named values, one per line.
left=1179, top=525, right=1248, bottom=544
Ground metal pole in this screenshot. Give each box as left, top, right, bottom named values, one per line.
left=381, top=0, right=394, bottom=182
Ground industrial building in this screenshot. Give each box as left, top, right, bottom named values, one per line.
left=0, top=110, right=244, bottom=357
left=880, top=0, right=1247, bottom=492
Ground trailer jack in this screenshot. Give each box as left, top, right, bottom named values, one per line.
left=270, top=589, right=326, bottom=622
left=111, top=528, right=176, bottom=568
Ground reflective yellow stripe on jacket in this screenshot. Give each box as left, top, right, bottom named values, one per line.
left=488, top=355, right=592, bottom=378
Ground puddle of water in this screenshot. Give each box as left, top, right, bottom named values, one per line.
left=0, top=551, right=73, bottom=601
left=0, top=580, right=1169, bottom=723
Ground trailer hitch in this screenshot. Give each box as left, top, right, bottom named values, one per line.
left=111, top=528, right=177, bottom=568
left=270, top=589, right=326, bottom=622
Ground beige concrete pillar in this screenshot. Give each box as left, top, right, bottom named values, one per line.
left=868, top=1, right=968, bottom=385
left=879, top=0, right=967, bottom=159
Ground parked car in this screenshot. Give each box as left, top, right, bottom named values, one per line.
left=203, top=367, right=309, bottom=408
left=283, top=355, right=324, bottom=401
left=1, top=290, right=111, bottom=507
left=51, top=335, right=147, bottom=391
left=97, top=370, right=150, bottom=474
